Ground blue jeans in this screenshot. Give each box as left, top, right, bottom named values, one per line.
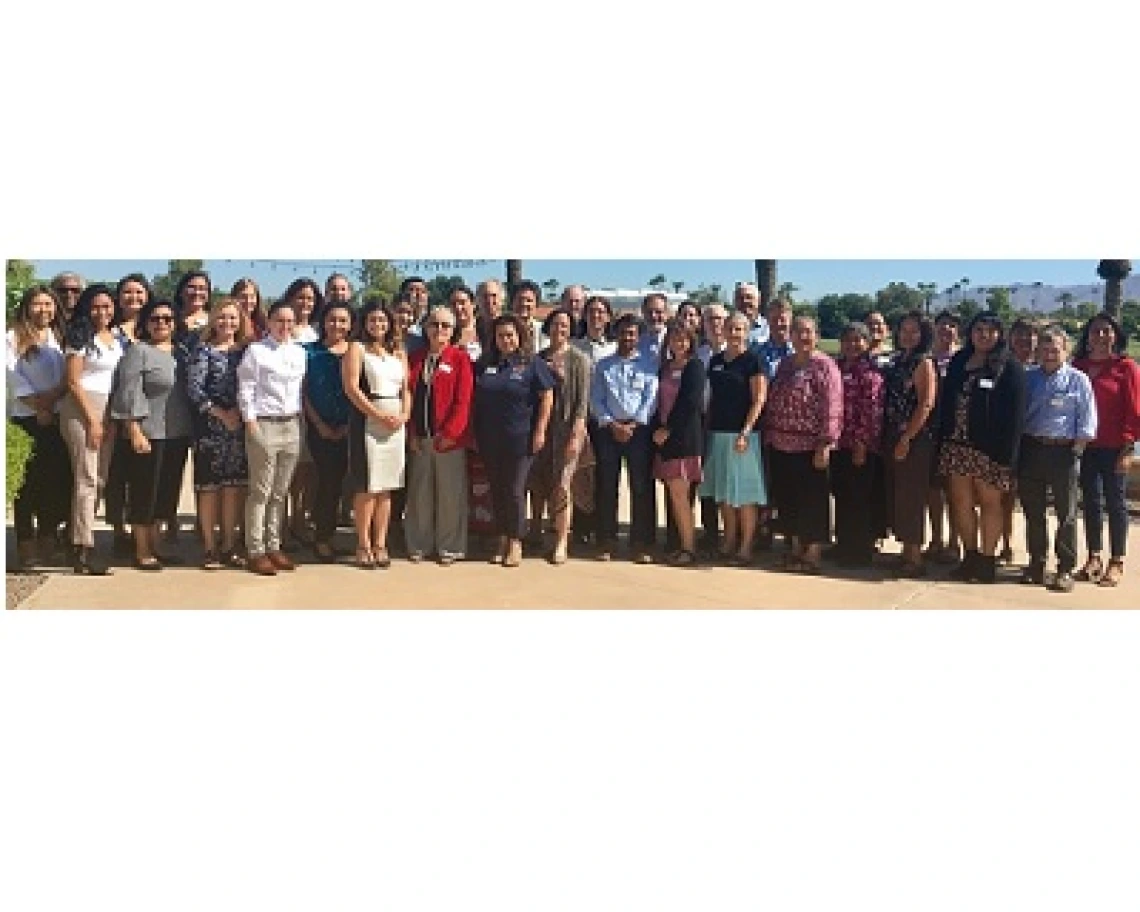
left=1079, top=446, right=1128, bottom=558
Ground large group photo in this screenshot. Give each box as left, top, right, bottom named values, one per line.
left=6, top=257, right=1139, bottom=608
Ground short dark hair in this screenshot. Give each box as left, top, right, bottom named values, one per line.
left=934, top=310, right=960, bottom=328
left=399, top=276, right=427, bottom=295
left=135, top=298, right=185, bottom=344
left=510, top=279, right=543, bottom=306
left=613, top=312, right=644, bottom=337
left=541, top=306, right=576, bottom=339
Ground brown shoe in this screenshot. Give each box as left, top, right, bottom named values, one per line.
left=249, top=554, right=278, bottom=576
left=503, top=538, right=523, bottom=568
left=267, top=551, right=296, bottom=571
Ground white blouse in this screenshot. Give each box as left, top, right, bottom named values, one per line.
left=65, top=333, right=125, bottom=396
left=6, top=330, right=65, bottom=417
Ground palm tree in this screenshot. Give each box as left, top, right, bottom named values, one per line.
left=672, top=280, right=685, bottom=294
left=1096, top=260, right=1132, bottom=321
left=648, top=274, right=667, bottom=289
left=506, top=260, right=523, bottom=291
left=754, top=260, right=778, bottom=309
left=777, top=281, right=799, bottom=303
left=917, top=282, right=938, bottom=314
left=1057, top=291, right=1075, bottom=314
left=542, top=278, right=561, bottom=301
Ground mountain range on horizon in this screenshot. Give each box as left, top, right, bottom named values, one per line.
left=928, top=275, right=1140, bottom=313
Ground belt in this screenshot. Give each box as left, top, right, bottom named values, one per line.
left=368, top=394, right=400, bottom=400
left=1025, top=434, right=1074, bottom=447
left=257, top=414, right=300, bottom=423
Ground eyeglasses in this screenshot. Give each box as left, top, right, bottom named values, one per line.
left=59, top=286, right=81, bottom=294
left=149, top=314, right=175, bottom=323
left=428, top=321, right=454, bottom=330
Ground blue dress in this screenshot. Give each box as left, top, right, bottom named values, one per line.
left=186, top=344, right=249, bottom=489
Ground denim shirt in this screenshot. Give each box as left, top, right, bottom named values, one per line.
left=1023, top=363, right=1097, bottom=441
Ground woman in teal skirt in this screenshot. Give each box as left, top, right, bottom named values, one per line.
left=698, top=312, right=769, bottom=566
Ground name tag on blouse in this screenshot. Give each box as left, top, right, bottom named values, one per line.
left=1050, top=396, right=1066, bottom=408
left=485, top=367, right=498, bottom=374
left=439, top=363, right=453, bottom=374
left=979, top=378, right=994, bottom=389
left=711, top=364, right=724, bottom=372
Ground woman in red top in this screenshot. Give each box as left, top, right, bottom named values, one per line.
left=404, top=304, right=475, bottom=565
left=1073, top=312, right=1140, bottom=587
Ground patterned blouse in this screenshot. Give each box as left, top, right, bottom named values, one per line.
left=764, top=350, right=844, bottom=453
left=186, top=343, right=244, bottom=436
left=837, top=355, right=884, bottom=453
left=882, top=351, right=934, bottom=443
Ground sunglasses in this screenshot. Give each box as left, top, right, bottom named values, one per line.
left=428, top=321, right=454, bottom=329
left=149, top=314, right=175, bottom=323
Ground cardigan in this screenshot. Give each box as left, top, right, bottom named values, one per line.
left=650, top=357, right=707, bottom=461
left=407, top=344, right=474, bottom=449
left=538, top=344, right=590, bottom=455
left=937, top=347, right=1026, bottom=469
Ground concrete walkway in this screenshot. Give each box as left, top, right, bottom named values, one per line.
left=11, top=468, right=1140, bottom=609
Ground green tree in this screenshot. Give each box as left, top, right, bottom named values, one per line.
left=542, top=278, right=561, bottom=301
left=1096, top=259, right=1132, bottom=321
left=816, top=292, right=875, bottom=339
left=152, top=259, right=205, bottom=301
left=358, top=260, right=404, bottom=305
left=427, top=274, right=465, bottom=307
left=956, top=299, right=981, bottom=322
left=874, top=281, right=926, bottom=324
left=985, top=287, right=1014, bottom=324
left=1120, top=300, right=1140, bottom=342
left=754, top=260, right=778, bottom=309
left=5, top=259, right=38, bottom=319
left=1056, top=291, right=1075, bottom=313
left=690, top=283, right=725, bottom=305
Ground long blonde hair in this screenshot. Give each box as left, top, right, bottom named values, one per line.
left=202, top=296, right=255, bottom=349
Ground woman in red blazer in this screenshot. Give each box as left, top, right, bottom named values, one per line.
left=404, top=304, right=475, bottom=564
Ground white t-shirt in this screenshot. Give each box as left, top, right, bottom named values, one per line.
left=65, top=333, right=125, bottom=396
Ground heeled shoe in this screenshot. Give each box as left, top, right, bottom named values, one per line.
left=372, top=548, right=391, bottom=569
left=73, top=546, right=111, bottom=576
left=1075, top=555, right=1104, bottom=583
left=503, top=539, right=522, bottom=568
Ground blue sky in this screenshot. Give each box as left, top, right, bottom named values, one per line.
left=30, top=258, right=1110, bottom=302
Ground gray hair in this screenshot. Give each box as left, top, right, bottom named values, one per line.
left=1038, top=323, right=1071, bottom=349
left=841, top=321, right=870, bottom=342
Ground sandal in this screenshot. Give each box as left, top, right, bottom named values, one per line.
left=222, top=549, right=247, bottom=569
left=1075, top=555, right=1104, bottom=583
left=372, top=548, right=391, bottom=569
left=202, top=551, right=223, bottom=571
left=774, top=553, right=804, bottom=572
left=797, top=560, right=823, bottom=576
left=356, top=547, right=375, bottom=569
left=1099, top=559, right=1124, bottom=588
left=312, top=541, right=337, bottom=564
left=668, top=549, right=697, bottom=567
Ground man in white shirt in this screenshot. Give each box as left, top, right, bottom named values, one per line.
left=734, top=282, right=769, bottom=349
left=561, top=284, right=587, bottom=337
left=237, top=302, right=308, bottom=575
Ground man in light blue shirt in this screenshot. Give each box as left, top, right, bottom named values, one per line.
left=591, top=313, right=659, bottom=563
left=751, top=296, right=794, bottom=380
left=1017, top=324, right=1098, bottom=592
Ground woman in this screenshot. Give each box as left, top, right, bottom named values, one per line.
left=449, top=285, right=482, bottom=362
left=174, top=269, right=212, bottom=333
left=695, top=303, right=728, bottom=556
left=473, top=313, right=555, bottom=567
left=343, top=302, right=410, bottom=569
left=925, top=311, right=962, bottom=564
left=529, top=307, right=591, bottom=564
left=281, top=278, right=324, bottom=544
left=699, top=312, right=769, bottom=567
left=1072, top=311, right=1140, bottom=587
left=881, top=311, right=938, bottom=577
left=509, top=280, right=546, bottom=352
left=937, top=312, right=1027, bottom=583
left=391, top=295, right=419, bottom=354
left=186, top=297, right=253, bottom=569
left=59, top=284, right=125, bottom=575
left=405, top=304, right=474, bottom=564
left=830, top=322, right=884, bottom=568
left=110, top=299, right=194, bottom=570
left=236, top=300, right=308, bottom=576
left=6, top=285, right=71, bottom=570
left=764, top=314, right=843, bottom=574
left=231, top=277, right=267, bottom=338
left=675, top=301, right=702, bottom=337
left=105, top=273, right=153, bottom=555
left=651, top=319, right=707, bottom=567
left=302, top=301, right=354, bottom=563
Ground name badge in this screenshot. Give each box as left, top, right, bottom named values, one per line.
left=979, top=378, right=994, bottom=389
left=485, top=367, right=497, bottom=375
left=510, top=370, right=525, bottom=381
left=1050, top=396, right=1065, bottom=408
left=671, top=370, right=683, bottom=380
left=439, top=363, right=453, bottom=374
left=712, top=364, right=724, bottom=371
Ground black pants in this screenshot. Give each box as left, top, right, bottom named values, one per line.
left=481, top=436, right=534, bottom=540
left=1018, top=438, right=1079, bottom=572
left=307, top=425, right=349, bottom=544
left=11, top=415, right=71, bottom=543
left=1079, top=445, right=1129, bottom=558
left=126, top=437, right=190, bottom=526
left=594, top=423, right=655, bottom=549
left=768, top=448, right=831, bottom=546
left=830, top=448, right=874, bottom=561
left=105, top=434, right=131, bottom=529
left=869, top=449, right=888, bottom=541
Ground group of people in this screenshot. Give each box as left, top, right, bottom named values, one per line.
left=8, top=269, right=1138, bottom=593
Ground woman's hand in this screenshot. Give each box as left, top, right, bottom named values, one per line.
left=531, top=428, right=547, bottom=455
left=130, top=427, right=151, bottom=455
left=812, top=445, right=830, bottom=470
left=852, top=442, right=867, bottom=467
left=86, top=420, right=104, bottom=451
left=436, top=436, right=457, bottom=453
left=217, top=407, right=242, bottom=433
left=1117, top=447, right=1134, bottom=475
left=734, top=433, right=750, bottom=454
left=652, top=428, right=669, bottom=447
left=894, top=437, right=911, bottom=462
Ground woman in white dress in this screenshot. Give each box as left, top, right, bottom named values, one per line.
left=343, top=302, right=411, bottom=569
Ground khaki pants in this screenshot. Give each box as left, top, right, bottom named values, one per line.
left=404, top=438, right=468, bottom=558
left=245, top=417, right=301, bottom=557
left=59, top=391, right=113, bottom=548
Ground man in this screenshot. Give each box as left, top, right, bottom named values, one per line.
left=400, top=276, right=430, bottom=338
left=561, top=284, right=587, bottom=337
left=571, top=296, right=618, bottom=546
left=476, top=278, right=504, bottom=323
left=1018, top=325, right=1097, bottom=593
left=864, top=310, right=892, bottom=369
left=751, top=296, right=794, bottom=380
left=324, top=273, right=354, bottom=307
left=510, top=279, right=546, bottom=351
left=734, top=282, right=768, bottom=348
left=637, top=292, right=670, bottom=366
left=590, top=314, right=659, bottom=563
left=50, top=271, right=85, bottom=322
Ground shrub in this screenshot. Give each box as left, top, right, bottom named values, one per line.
left=6, top=421, right=35, bottom=505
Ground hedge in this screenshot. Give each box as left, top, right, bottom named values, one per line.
left=6, top=421, right=34, bottom=505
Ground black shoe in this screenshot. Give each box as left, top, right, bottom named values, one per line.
left=73, top=546, right=111, bottom=576
left=113, top=533, right=134, bottom=557
left=153, top=552, right=184, bottom=566
left=1020, top=562, right=1045, bottom=585
left=949, top=550, right=979, bottom=582
left=134, top=556, right=164, bottom=572
left=974, top=554, right=997, bottom=584
left=755, top=528, right=774, bottom=552
left=1049, top=571, right=1076, bottom=593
